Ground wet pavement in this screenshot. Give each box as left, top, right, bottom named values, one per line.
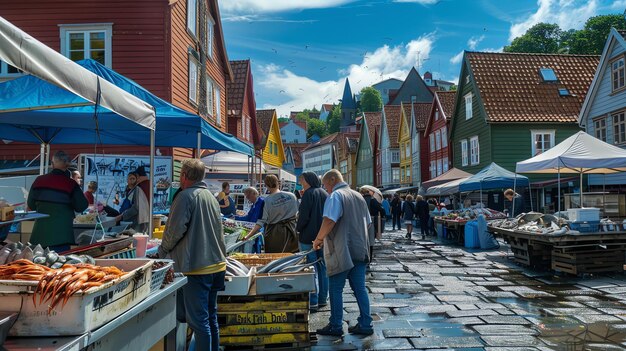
left=309, top=228, right=626, bottom=350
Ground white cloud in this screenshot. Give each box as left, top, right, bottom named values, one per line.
left=467, top=35, right=485, bottom=50
left=450, top=51, right=464, bottom=64
left=257, top=33, right=436, bottom=117
left=610, top=0, right=626, bottom=10
left=222, top=14, right=317, bottom=23
left=509, top=0, right=599, bottom=41
left=219, top=0, right=355, bottom=14
left=393, top=0, right=440, bottom=4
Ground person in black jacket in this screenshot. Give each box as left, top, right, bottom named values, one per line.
left=390, top=193, right=402, bottom=231
left=361, top=188, right=385, bottom=261
left=296, top=172, right=329, bottom=311
left=415, top=195, right=430, bottom=240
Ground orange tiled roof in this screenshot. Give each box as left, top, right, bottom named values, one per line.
left=279, top=120, right=307, bottom=131
left=465, top=51, right=600, bottom=123
left=435, top=91, right=457, bottom=119
left=284, top=143, right=308, bottom=168
left=256, top=109, right=275, bottom=141
left=363, top=112, right=381, bottom=148
left=226, top=60, right=249, bottom=117
left=304, top=132, right=339, bottom=151
left=402, top=103, right=431, bottom=131
left=383, top=105, right=402, bottom=149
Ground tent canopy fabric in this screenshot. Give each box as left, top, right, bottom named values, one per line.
left=422, top=168, right=474, bottom=189
left=0, top=59, right=253, bottom=155
left=0, top=17, right=154, bottom=130
left=459, top=162, right=529, bottom=192
left=516, top=131, right=626, bottom=174
left=202, top=151, right=263, bottom=173
left=382, top=185, right=420, bottom=195
left=426, top=176, right=470, bottom=196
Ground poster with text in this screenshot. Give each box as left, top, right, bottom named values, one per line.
left=81, top=154, right=173, bottom=213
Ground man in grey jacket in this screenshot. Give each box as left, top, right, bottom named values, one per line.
left=313, top=169, right=373, bottom=337
left=158, top=158, right=226, bottom=351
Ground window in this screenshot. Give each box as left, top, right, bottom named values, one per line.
left=461, top=140, right=468, bottom=166
left=206, top=78, right=215, bottom=116
left=430, top=160, right=436, bottom=178
left=594, top=118, right=606, bottom=141
left=59, top=24, right=112, bottom=67
left=465, top=76, right=470, bottom=84
left=437, top=159, right=442, bottom=176
left=441, top=128, right=448, bottom=148
left=392, top=168, right=400, bottom=183
left=429, top=133, right=435, bottom=153
left=391, top=150, right=400, bottom=163
left=215, top=86, right=221, bottom=125
left=281, top=130, right=285, bottom=136
left=613, top=111, right=626, bottom=144
left=207, top=15, right=214, bottom=59
left=540, top=68, right=558, bottom=82
left=435, top=109, right=439, bottom=120
left=295, top=130, right=300, bottom=135
left=443, top=157, right=449, bottom=172
left=246, top=118, right=251, bottom=141
left=558, top=88, right=570, bottom=96
left=406, top=168, right=411, bottom=179
left=411, top=95, right=417, bottom=102
left=465, top=93, right=473, bottom=119
left=470, top=136, right=479, bottom=165
left=531, top=130, right=555, bottom=156
left=188, top=56, right=199, bottom=104
left=404, top=142, right=410, bottom=158
left=187, top=0, right=197, bottom=36
left=340, top=160, right=348, bottom=174
left=0, top=60, right=23, bottom=78
left=612, top=58, right=625, bottom=92
left=435, top=130, right=441, bottom=150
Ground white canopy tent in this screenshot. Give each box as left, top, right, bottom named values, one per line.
left=516, top=131, right=626, bottom=213
left=203, top=151, right=265, bottom=174
left=425, top=177, right=471, bottom=197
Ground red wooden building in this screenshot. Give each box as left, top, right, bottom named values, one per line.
left=424, top=91, right=456, bottom=180
left=226, top=59, right=261, bottom=151
left=0, top=0, right=234, bottom=166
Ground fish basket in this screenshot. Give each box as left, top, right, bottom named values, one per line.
left=150, top=259, right=174, bottom=293
left=230, top=253, right=293, bottom=267
left=101, top=247, right=136, bottom=259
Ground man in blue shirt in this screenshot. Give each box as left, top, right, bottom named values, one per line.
left=235, top=187, right=264, bottom=253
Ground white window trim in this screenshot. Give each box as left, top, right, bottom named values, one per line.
left=612, top=57, right=625, bottom=92
left=429, top=133, right=435, bottom=153
left=59, top=23, right=113, bottom=68
left=0, top=61, right=24, bottom=78
left=187, top=0, right=197, bottom=37
left=465, top=93, right=473, bottom=120
left=461, top=139, right=468, bottom=167
left=206, top=78, right=215, bottom=117
left=207, top=14, right=215, bottom=59
left=435, top=130, right=441, bottom=151
left=215, top=85, right=221, bottom=126
left=470, top=136, right=479, bottom=165
left=188, top=56, right=199, bottom=104
left=530, top=129, right=555, bottom=156
left=441, top=128, right=448, bottom=148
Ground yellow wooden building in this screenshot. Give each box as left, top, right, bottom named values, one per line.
left=398, top=102, right=413, bottom=185
left=256, top=109, right=285, bottom=168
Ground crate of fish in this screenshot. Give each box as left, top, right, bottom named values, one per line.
left=0, top=258, right=152, bottom=336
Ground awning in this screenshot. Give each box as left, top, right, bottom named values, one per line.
left=422, top=168, right=473, bottom=189
left=459, top=162, right=529, bottom=192
left=382, top=185, right=420, bottom=195
left=426, top=177, right=470, bottom=196
left=530, top=177, right=578, bottom=188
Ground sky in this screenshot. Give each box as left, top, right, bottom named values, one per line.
left=219, top=0, right=626, bottom=117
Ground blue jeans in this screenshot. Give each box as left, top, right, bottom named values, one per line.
left=299, top=242, right=328, bottom=306
left=177, top=271, right=225, bottom=351
left=328, top=261, right=372, bottom=329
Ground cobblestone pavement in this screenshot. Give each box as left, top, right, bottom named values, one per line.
left=309, top=227, right=626, bottom=350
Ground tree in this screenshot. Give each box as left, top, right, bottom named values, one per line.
left=449, top=85, right=458, bottom=91
left=326, top=104, right=342, bottom=134
left=277, top=117, right=290, bottom=123
left=307, top=118, right=328, bottom=139
left=504, top=23, right=563, bottom=53
left=359, top=87, right=382, bottom=112
left=569, top=14, right=626, bottom=54
left=295, top=109, right=313, bottom=121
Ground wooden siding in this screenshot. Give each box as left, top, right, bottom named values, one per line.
left=398, top=108, right=412, bottom=185
left=419, top=134, right=429, bottom=184
left=0, top=142, right=171, bottom=162
left=262, top=115, right=284, bottom=168
left=356, top=124, right=373, bottom=187
left=451, top=72, right=491, bottom=174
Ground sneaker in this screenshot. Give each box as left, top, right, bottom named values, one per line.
left=309, top=304, right=319, bottom=312
left=318, top=302, right=328, bottom=308
left=348, top=324, right=374, bottom=336
left=316, top=324, right=343, bottom=336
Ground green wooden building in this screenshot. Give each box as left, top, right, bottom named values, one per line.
left=355, top=111, right=381, bottom=187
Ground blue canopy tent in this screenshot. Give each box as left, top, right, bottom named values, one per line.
left=0, top=59, right=253, bottom=156
left=459, top=162, right=531, bottom=211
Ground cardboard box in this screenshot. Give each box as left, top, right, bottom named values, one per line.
left=254, top=270, right=315, bottom=295
left=219, top=266, right=255, bottom=296
left=1, top=206, right=14, bottom=221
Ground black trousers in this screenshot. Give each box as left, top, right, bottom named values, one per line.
left=392, top=212, right=401, bottom=230
left=419, top=216, right=430, bottom=235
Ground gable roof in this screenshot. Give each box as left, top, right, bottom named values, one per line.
left=410, top=102, right=432, bottom=131
left=389, top=67, right=434, bottom=105
left=464, top=51, right=599, bottom=124
left=256, top=109, right=276, bottom=144
left=321, top=104, right=334, bottom=112
left=364, top=112, right=382, bottom=149
left=579, top=28, right=626, bottom=126
left=341, top=78, right=356, bottom=109
left=425, top=91, right=457, bottom=134
left=303, top=132, right=339, bottom=151
left=383, top=105, right=402, bottom=148
left=226, top=60, right=251, bottom=117
left=336, top=132, right=360, bottom=160
left=279, top=120, right=307, bottom=131
left=283, top=143, right=308, bottom=168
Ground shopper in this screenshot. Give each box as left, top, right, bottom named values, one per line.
left=115, top=173, right=150, bottom=232
left=391, top=193, right=402, bottom=231
left=402, top=195, right=415, bottom=239
left=84, top=181, right=98, bottom=206
left=135, top=166, right=151, bottom=202
left=235, top=187, right=264, bottom=223
left=71, top=169, right=82, bottom=186
left=27, top=151, right=88, bottom=251
left=313, top=169, right=372, bottom=336
left=158, top=158, right=226, bottom=351
left=218, top=182, right=236, bottom=218
left=244, top=175, right=299, bottom=253
left=361, top=188, right=385, bottom=260
left=296, top=172, right=328, bottom=311
left=415, top=195, right=430, bottom=240
left=381, top=196, right=391, bottom=230
left=504, top=189, right=524, bottom=218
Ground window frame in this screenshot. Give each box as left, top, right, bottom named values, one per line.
left=613, top=110, right=626, bottom=145
left=215, top=85, right=221, bottom=126
left=391, top=150, right=400, bottom=163
left=443, top=157, right=449, bottom=172
left=441, top=127, right=448, bottom=148
left=611, top=56, right=625, bottom=93
left=435, top=130, right=441, bottom=151
left=470, top=136, right=479, bottom=165
left=59, top=23, right=113, bottom=68
left=429, top=133, right=435, bottom=153
left=187, top=0, right=198, bottom=38
left=0, top=60, right=24, bottom=78
left=188, top=55, right=199, bottom=105
left=206, top=14, right=215, bottom=59
left=464, top=93, right=473, bottom=120
left=593, top=116, right=607, bottom=142
left=430, top=160, right=436, bottom=178
left=530, top=129, right=555, bottom=156
left=461, top=139, right=468, bottom=167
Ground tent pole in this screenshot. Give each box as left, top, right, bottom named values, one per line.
left=557, top=167, right=561, bottom=217
left=149, top=128, right=155, bottom=238
left=44, top=144, right=50, bottom=174
left=528, top=182, right=533, bottom=212
left=39, top=143, right=45, bottom=175
left=512, top=175, right=517, bottom=216
left=196, top=132, right=201, bottom=159
left=579, top=169, right=584, bottom=208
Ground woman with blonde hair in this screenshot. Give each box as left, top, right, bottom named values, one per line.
left=402, top=195, right=415, bottom=239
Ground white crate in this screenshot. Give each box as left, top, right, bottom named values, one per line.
left=219, top=267, right=255, bottom=296
left=0, top=259, right=152, bottom=336
left=255, top=270, right=315, bottom=295
left=568, top=208, right=600, bottom=222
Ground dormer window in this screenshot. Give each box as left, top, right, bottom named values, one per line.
left=540, top=68, right=558, bottom=82
left=558, top=88, right=570, bottom=96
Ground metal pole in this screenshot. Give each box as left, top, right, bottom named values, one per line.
left=196, top=132, right=201, bottom=159
left=512, top=175, right=517, bottom=217
left=580, top=169, right=584, bottom=208
left=39, top=143, right=45, bottom=175
left=557, top=166, right=561, bottom=217
left=149, top=128, right=155, bottom=237
left=528, top=182, right=533, bottom=212
left=44, top=144, right=50, bottom=174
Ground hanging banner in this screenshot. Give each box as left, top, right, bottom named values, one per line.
left=81, top=154, right=173, bottom=213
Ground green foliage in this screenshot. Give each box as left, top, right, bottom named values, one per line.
left=327, top=104, right=342, bottom=134
left=449, top=84, right=458, bottom=91
left=307, top=118, right=328, bottom=139
left=359, top=87, right=382, bottom=112
left=504, top=14, right=626, bottom=55
left=277, top=117, right=290, bottom=123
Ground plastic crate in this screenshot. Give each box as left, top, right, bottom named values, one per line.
left=102, top=248, right=136, bottom=259
left=567, top=208, right=600, bottom=222
left=230, top=253, right=293, bottom=267
left=150, top=259, right=174, bottom=293
left=568, top=221, right=600, bottom=233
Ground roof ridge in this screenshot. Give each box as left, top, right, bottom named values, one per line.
left=465, top=50, right=600, bottom=58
